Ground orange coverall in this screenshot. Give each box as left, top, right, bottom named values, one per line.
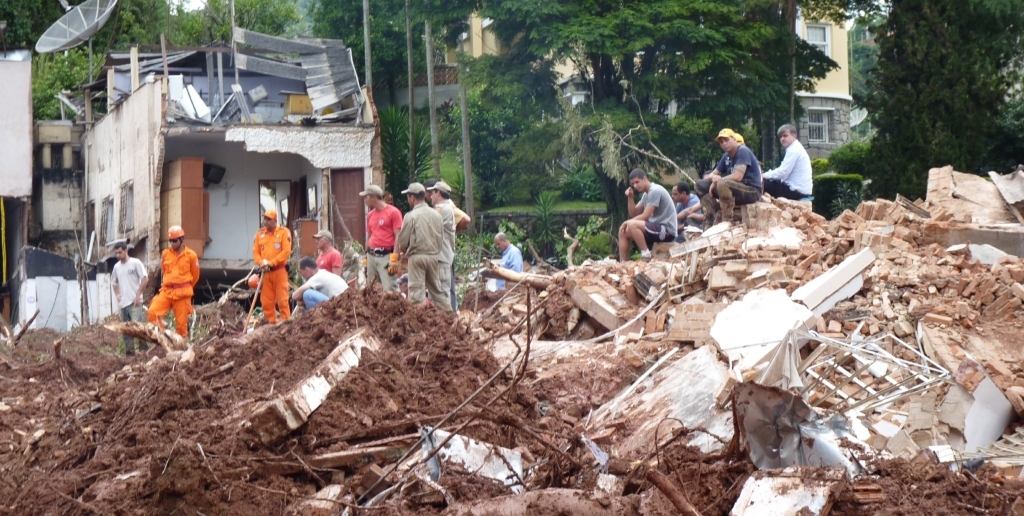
left=148, top=245, right=200, bottom=337
left=253, top=226, right=293, bottom=323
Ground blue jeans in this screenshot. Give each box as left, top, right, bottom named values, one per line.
left=303, top=289, right=330, bottom=310
left=119, top=305, right=145, bottom=354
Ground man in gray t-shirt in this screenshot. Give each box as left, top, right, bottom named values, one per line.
left=618, top=168, right=678, bottom=261
left=111, top=242, right=149, bottom=355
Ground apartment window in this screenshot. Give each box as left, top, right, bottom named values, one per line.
left=118, top=181, right=134, bottom=233
left=807, top=111, right=830, bottom=143
left=805, top=24, right=830, bottom=58
left=100, top=196, right=115, bottom=244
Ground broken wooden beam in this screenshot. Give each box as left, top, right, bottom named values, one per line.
left=486, top=263, right=552, bottom=290
left=103, top=321, right=188, bottom=352
left=646, top=469, right=702, bottom=516
left=307, top=445, right=405, bottom=470
left=11, top=309, right=39, bottom=347
left=239, top=328, right=379, bottom=446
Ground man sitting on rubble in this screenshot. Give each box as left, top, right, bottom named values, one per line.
left=762, top=124, right=812, bottom=201
left=492, top=232, right=523, bottom=290
left=672, top=181, right=704, bottom=243
left=292, top=257, right=349, bottom=310
left=618, top=168, right=677, bottom=261
left=696, top=128, right=763, bottom=227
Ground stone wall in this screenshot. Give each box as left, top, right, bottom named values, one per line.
left=797, top=96, right=852, bottom=160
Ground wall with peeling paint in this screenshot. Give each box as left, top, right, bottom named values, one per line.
left=84, top=80, right=166, bottom=264
left=225, top=126, right=375, bottom=169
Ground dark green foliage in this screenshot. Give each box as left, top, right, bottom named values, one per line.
left=530, top=191, right=560, bottom=250
left=862, top=0, right=1024, bottom=199
left=827, top=141, right=872, bottom=176
left=985, top=94, right=1024, bottom=172
left=380, top=106, right=431, bottom=211
left=848, top=15, right=883, bottom=106
left=813, top=173, right=864, bottom=218
left=32, top=51, right=96, bottom=121
left=560, top=165, right=604, bottom=202
left=172, top=0, right=300, bottom=46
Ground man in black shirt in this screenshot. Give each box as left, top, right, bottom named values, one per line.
left=695, top=129, right=764, bottom=227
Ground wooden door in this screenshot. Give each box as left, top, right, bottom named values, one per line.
left=330, top=169, right=366, bottom=246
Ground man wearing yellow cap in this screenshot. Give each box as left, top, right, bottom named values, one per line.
left=253, top=209, right=293, bottom=323
left=696, top=129, right=763, bottom=226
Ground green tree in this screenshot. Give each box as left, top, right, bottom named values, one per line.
left=0, top=0, right=64, bottom=48
left=172, top=0, right=300, bottom=45
left=32, top=50, right=96, bottom=121
left=480, top=0, right=835, bottom=221
left=311, top=0, right=423, bottom=105
left=848, top=15, right=882, bottom=106
left=863, top=0, right=1024, bottom=198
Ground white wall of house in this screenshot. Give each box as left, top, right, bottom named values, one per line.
left=18, top=274, right=116, bottom=332
left=0, top=51, right=34, bottom=198
left=84, top=80, right=166, bottom=263
left=163, top=137, right=323, bottom=261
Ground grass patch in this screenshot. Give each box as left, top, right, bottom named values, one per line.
left=485, top=200, right=607, bottom=214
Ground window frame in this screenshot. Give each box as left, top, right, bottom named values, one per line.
left=100, top=196, right=115, bottom=245
left=805, top=23, right=831, bottom=58
left=807, top=110, right=831, bottom=144
left=118, top=180, right=134, bottom=234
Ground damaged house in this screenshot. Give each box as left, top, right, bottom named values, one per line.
left=19, top=29, right=382, bottom=332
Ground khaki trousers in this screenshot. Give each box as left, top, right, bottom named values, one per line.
left=366, top=253, right=398, bottom=292
left=408, top=254, right=452, bottom=312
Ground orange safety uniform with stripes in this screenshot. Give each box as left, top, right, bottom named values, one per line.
left=253, top=226, right=293, bottom=323
left=147, top=245, right=200, bottom=337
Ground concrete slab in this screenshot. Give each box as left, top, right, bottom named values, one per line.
left=791, top=248, right=875, bottom=312
left=711, top=289, right=815, bottom=371
left=730, top=469, right=839, bottom=516
left=588, top=347, right=732, bottom=456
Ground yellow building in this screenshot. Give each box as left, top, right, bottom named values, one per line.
left=445, top=15, right=502, bottom=62
left=796, top=17, right=853, bottom=159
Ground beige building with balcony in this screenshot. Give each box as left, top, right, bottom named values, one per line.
left=796, top=17, right=853, bottom=159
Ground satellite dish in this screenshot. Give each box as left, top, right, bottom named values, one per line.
left=35, top=0, right=118, bottom=54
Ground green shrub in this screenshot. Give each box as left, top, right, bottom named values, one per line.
left=813, top=173, right=864, bottom=218
left=827, top=141, right=871, bottom=176
left=560, top=164, right=604, bottom=202
left=811, top=158, right=831, bottom=176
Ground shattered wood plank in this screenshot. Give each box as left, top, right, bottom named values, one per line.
left=233, top=28, right=325, bottom=54
left=307, top=445, right=405, bottom=470
left=239, top=328, right=379, bottom=446
left=103, top=321, right=187, bottom=352
left=234, top=54, right=307, bottom=81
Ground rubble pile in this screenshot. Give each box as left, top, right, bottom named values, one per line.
left=4, top=168, right=1024, bottom=513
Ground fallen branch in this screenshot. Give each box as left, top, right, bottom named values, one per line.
left=485, top=262, right=552, bottom=290
left=103, top=321, right=188, bottom=352
left=526, top=240, right=555, bottom=273
left=646, top=468, right=702, bottom=516
left=11, top=310, right=40, bottom=347
left=563, top=227, right=580, bottom=269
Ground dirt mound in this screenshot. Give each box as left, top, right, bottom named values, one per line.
left=0, top=289, right=573, bottom=514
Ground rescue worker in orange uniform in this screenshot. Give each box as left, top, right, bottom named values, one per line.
left=148, top=225, right=200, bottom=337
left=253, top=209, right=293, bottom=323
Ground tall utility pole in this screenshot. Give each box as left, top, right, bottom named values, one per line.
left=406, top=0, right=416, bottom=181
left=363, top=0, right=372, bottom=88
left=425, top=20, right=440, bottom=177
left=458, top=60, right=474, bottom=222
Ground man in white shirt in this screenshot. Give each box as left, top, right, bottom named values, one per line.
left=763, top=124, right=813, bottom=201
left=292, top=257, right=349, bottom=310
left=111, top=242, right=149, bottom=355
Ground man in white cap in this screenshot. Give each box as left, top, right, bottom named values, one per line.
left=313, top=229, right=343, bottom=276
left=426, top=179, right=458, bottom=311
left=396, top=182, right=452, bottom=311
left=360, top=184, right=403, bottom=292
